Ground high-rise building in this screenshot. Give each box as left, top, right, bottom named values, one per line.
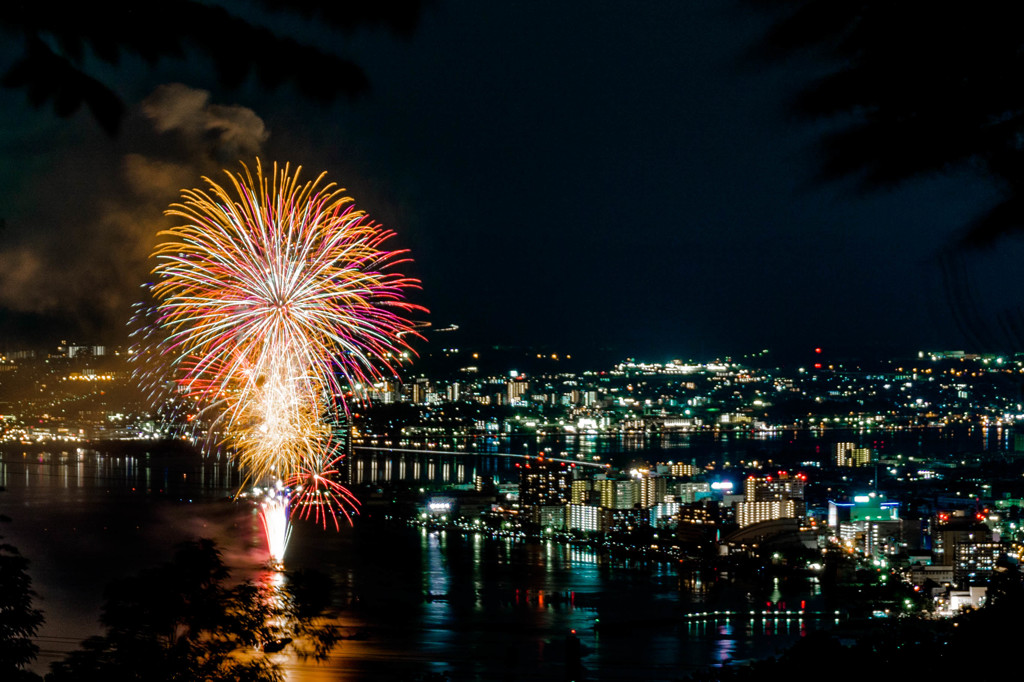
left=833, top=442, right=854, bottom=467
left=933, top=514, right=997, bottom=579
left=736, top=472, right=806, bottom=528
left=507, top=380, right=529, bottom=405
left=851, top=448, right=872, bottom=466
left=446, top=382, right=461, bottom=402
left=596, top=478, right=637, bottom=509
left=637, top=475, right=667, bottom=509
left=676, top=481, right=711, bottom=503
left=953, top=541, right=1004, bottom=585
left=519, top=457, right=573, bottom=510
left=571, top=479, right=591, bottom=505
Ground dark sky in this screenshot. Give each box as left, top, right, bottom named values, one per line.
left=1, top=1, right=1021, bottom=361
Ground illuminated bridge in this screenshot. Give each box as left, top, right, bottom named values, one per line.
left=346, top=445, right=609, bottom=486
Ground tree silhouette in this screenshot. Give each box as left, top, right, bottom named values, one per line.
left=0, top=518, right=45, bottom=681
left=1, top=1, right=424, bottom=134
left=47, top=539, right=338, bottom=682
left=750, top=1, right=1024, bottom=247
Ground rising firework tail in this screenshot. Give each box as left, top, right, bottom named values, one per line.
left=260, top=486, right=292, bottom=567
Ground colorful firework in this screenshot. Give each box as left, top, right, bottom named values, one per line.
left=284, top=443, right=360, bottom=531
left=146, top=160, right=424, bottom=548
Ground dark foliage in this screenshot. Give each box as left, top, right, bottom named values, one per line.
left=47, top=539, right=338, bottom=682
left=1, top=1, right=425, bottom=133
left=751, top=1, right=1024, bottom=247
left=0, top=534, right=44, bottom=681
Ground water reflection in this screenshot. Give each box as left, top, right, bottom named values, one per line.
left=713, top=623, right=735, bottom=666
left=0, top=448, right=240, bottom=497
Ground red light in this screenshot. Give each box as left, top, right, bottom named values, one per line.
left=815, top=347, right=822, bottom=354
left=814, top=363, right=822, bottom=369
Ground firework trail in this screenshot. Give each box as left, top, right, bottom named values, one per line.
left=260, top=486, right=292, bottom=567
left=145, top=160, right=424, bottom=551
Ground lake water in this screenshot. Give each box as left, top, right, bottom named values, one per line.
left=5, top=425, right=999, bottom=679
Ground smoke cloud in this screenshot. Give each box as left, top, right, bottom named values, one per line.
left=0, top=84, right=270, bottom=343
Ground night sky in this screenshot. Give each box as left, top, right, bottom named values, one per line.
left=1, top=1, right=1020, bottom=361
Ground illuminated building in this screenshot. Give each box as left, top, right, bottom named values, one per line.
left=409, top=381, right=426, bottom=404
left=676, top=481, right=711, bottom=503
left=446, top=382, right=461, bottom=402
left=537, top=505, right=567, bottom=530
left=596, top=478, right=637, bottom=509
left=519, top=457, right=572, bottom=523
left=637, top=475, right=667, bottom=509
left=571, top=479, right=591, bottom=505
left=669, top=462, right=698, bottom=477
left=567, top=504, right=601, bottom=532
left=933, top=513, right=994, bottom=568
left=833, top=442, right=872, bottom=467
left=830, top=493, right=904, bottom=555
left=953, top=541, right=1004, bottom=585
left=744, top=472, right=805, bottom=503
left=506, top=379, right=529, bottom=405
left=736, top=499, right=800, bottom=528
left=736, top=472, right=806, bottom=528
left=649, top=501, right=680, bottom=526
left=678, top=501, right=719, bottom=526
left=828, top=493, right=899, bottom=527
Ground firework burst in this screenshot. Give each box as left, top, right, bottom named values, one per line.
left=146, top=160, right=424, bottom=540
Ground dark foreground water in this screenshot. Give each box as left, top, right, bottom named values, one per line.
left=13, top=428, right=986, bottom=679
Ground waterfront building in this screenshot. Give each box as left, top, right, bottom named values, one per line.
left=537, top=505, right=567, bottom=530
left=519, top=457, right=573, bottom=524
left=567, top=503, right=601, bottom=532
left=507, top=379, right=529, bottom=405
left=669, top=462, right=698, bottom=477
